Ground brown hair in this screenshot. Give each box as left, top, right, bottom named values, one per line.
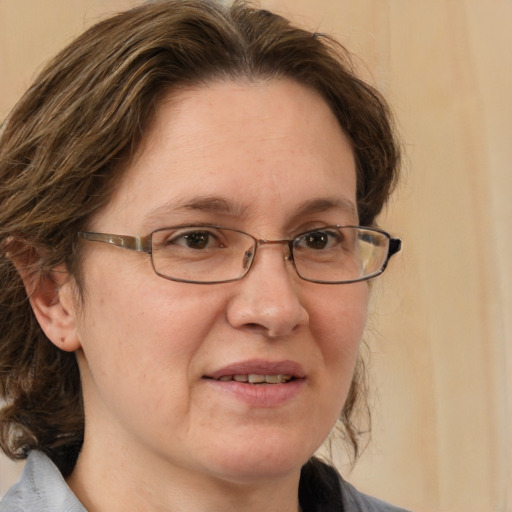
left=0, top=0, right=400, bottom=474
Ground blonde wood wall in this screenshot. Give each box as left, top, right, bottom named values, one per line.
left=1, top=2, right=511, bottom=511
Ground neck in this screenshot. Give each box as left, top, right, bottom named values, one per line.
left=67, top=436, right=302, bottom=512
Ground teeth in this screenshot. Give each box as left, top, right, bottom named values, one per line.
left=265, top=375, right=291, bottom=384
left=218, top=374, right=293, bottom=384
left=248, top=374, right=265, bottom=383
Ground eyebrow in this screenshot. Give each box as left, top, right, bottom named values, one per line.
left=142, top=195, right=357, bottom=229
left=294, top=197, right=357, bottom=218
left=142, top=196, right=247, bottom=228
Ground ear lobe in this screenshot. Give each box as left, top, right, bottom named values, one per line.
left=18, top=263, right=82, bottom=353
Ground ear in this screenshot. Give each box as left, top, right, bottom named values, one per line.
left=17, top=262, right=82, bottom=353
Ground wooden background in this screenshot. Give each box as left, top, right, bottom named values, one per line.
left=1, top=1, right=511, bottom=510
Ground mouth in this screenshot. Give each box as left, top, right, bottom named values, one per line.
left=203, top=360, right=306, bottom=406
left=204, top=360, right=305, bottom=385
left=213, top=374, right=295, bottom=384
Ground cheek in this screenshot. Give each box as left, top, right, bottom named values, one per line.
left=310, top=283, right=368, bottom=404
left=75, top=265, right=226, bottom=393
left=313, top=283, right=368, bottom=356
left=73, top=281, right=222, bottom=443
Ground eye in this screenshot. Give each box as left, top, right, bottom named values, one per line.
left=167, top=229, right=225, bottom=250
left=294, top=229, right=341, bottom=250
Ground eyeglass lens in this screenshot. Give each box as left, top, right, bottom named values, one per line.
left=149, top=226, right=391, bottom=284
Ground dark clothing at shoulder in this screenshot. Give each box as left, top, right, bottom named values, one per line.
left=300, top=458, right=411, bottom=512
left=1, top=452, right=411, bottom=512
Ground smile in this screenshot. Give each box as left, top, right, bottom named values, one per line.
left=216, top=374, right=294, bottom=384
left=203, top=360, right=306, bottom=406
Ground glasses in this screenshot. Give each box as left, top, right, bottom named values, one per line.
left=77, top=225, right=401, bottom=285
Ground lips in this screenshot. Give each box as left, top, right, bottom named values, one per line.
left=217, top=374, right=294, bottom=384
left=204, top=359, right=306, bottom=383
left=203, top=360, right=306, bottom=407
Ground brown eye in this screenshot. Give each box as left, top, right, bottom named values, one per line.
left=295, top=230, right=340, bottom=251
left=167, top=230, right=224, bottom=250
left=182, top=232, right=212, bottom=249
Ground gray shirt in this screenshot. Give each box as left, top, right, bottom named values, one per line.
left=0, top=451, right=85, bottom=511
left=0, top=451, right=411, bottom=512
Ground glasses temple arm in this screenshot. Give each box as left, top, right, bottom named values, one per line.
left=78, top=232, right=151, bottom=252
left=388, top=238, right=402, bottom=258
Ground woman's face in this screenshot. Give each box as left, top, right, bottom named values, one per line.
left=67, top=78, right=368, bottom=485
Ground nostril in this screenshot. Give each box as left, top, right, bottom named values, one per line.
left=246, top=322, right=263, bottom=331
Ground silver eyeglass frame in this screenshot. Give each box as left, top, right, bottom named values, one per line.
left=77, top=225, right=401, bottom=285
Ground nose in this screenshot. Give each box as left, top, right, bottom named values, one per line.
left=226, top=243, right=309, bottom=337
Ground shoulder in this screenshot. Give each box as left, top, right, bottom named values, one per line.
left=0, top=451, right=86, bottom=512
left=339, top=478, right=411, bottom=512
left=299, top=457, right=412, bottom=512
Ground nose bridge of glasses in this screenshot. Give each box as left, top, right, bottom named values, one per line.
left=256, top=238, right=294, bottom=260
left=242, top=238, right=293, bottom=272
left=238, top=238, right=295, bottom=281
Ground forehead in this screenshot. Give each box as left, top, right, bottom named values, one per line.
left=92, top=78, right=357, bottom=232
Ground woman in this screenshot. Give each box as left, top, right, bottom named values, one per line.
left=0, top=1, right=406, bottom=510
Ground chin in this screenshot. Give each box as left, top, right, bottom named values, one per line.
left=202, top=430, right=321, bottom=484
left=211, top=457, right=305, bottom=485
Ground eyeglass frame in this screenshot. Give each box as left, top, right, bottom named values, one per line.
left=77, top=224, right=401, bottom=285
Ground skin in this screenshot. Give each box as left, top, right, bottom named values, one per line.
left=32, top=78, right=368, bottom=512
